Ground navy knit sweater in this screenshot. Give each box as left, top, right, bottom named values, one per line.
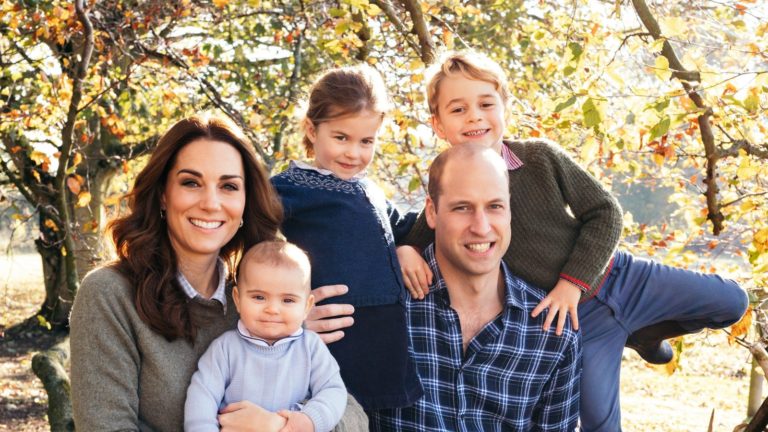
left=271, top=163, right=416, bottom=307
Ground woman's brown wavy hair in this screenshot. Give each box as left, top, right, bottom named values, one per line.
left=109, top=114, right=283, bottom=342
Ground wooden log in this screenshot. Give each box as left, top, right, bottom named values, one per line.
left=31, top=340, right=74, bottom=432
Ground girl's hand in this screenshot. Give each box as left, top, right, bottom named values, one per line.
left=396, top=246, right=433, bottom=300
left=277, top=410, right=314, bottom=432
left=219, top=401, right=286, bottom=432
left=531, top=279, right=581, bottom=335
left=305, top=284, right=355, bottom=344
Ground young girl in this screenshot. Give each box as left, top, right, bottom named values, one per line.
left=270, top=65, right=423, bottom=412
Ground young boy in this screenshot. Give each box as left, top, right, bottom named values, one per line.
left=184, top=241, right=346, bottom=432
left=398, top=50, right=748, bottom=432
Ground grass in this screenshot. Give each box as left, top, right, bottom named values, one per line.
left=0, top=252, right=758, bottom=431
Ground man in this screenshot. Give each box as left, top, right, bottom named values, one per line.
left=308, top=145, right=581, bottom=431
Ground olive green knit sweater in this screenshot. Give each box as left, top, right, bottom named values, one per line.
left=403, top=139, right=623, bottom=299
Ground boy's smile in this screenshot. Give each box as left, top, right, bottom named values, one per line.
left=431, top=75, right=506, bottom=154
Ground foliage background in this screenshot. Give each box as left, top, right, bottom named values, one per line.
left=1, top=0, right=767, bottom=426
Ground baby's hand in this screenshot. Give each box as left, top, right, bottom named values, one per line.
left=396, top=246, right=433, bottom=300
left=277, top=410, right=314, bottom=432
left=531, top=279, right=582, bottom=335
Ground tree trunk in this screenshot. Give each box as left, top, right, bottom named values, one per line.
left=32, top=340, right=74, bottom=432
left=748, top=356, right=764, bottom=417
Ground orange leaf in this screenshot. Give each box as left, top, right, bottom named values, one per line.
left=44, top=219, right=58, bottom=232
left=66, top=175, right=82, bottom=195
left=729, top=306, right=752, bottom=345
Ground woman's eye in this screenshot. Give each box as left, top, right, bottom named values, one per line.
left=181, top=179, right=199, bottom=187
left=222, top=183, right=239, bottom=191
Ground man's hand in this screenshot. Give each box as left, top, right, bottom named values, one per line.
left=219, top=401, right=286, bottom=432
left=396, top=246, right=433, bottom=300
left=277, top=410, right=315, bottom=432
left=531, top=279, right=581, bottom=335
left=305, top=284, right=355, bottom=344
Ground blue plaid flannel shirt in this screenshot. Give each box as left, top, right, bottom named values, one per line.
left=370, top=245, right=581, bottom=431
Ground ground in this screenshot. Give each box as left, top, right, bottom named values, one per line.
left=0, top=253, right=759, bottom=431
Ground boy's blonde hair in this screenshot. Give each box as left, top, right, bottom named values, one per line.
left=425, top=50, right=511, bottom=115
left=237, top=240, right=311, bottom=292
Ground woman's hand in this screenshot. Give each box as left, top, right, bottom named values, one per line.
left=219, top=401, right=286, bottom=432
left=396, top=246, right=432, bottom=300
left=305, top=284, right=355, bottom=344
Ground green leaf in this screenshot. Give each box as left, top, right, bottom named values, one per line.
left=408, top=176, right=421, bottom=192
left=555, top=96, right=577, bottom=112
left=582, top=98, right=601, bottom=128
left=568, top=42, right=583, bottom=59
left=649, top=116, right=671, bottom=140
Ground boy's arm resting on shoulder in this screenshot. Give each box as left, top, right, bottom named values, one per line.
left=548, top=142, right=623, bottom=292
left=400, top=210, right=434, bottom=250
left=300, top=333, right=348, bottom=432
left=184, top=337, right=230, bottom=432
left=70, top=269, right=144, bottom=431
left=532, top=330, right=581, bottom=430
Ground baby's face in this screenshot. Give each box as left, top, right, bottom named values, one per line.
left=234, top=264, right=312, bottom=344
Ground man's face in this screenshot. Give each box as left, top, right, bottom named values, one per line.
left=431, top=74, right=507, bottom=154
left=426, top=155, right=511, bottom=280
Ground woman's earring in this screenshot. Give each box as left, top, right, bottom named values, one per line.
left=239, top=219, right=244, bottom=228
left=160, top=208, right=166, bottom=219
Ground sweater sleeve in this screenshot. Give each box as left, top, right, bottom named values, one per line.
left=400, top=209, right=434, bottom=250
left=387, top=199, right=418, bottom=244
left=544, top=141, right=623, bottom=291
left=184, top=335, right=230, bottom=432
left=70, top=268, right=142, bottom=432
left=300, top=332, right=347, bottom=432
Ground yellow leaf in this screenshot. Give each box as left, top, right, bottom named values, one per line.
left=728, top=306, right=752, bottom=345
left=654, top=56, right=672, bottom=81
left=661, top=16, right=686, bottom=38
left=30, top=150, right=50, bottom=166
left=76, top=191, right=92, bottom=207
left=213, top=0, right=229, bottom=7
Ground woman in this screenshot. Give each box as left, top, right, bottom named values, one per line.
left=70, top=114, right=366, bottom=431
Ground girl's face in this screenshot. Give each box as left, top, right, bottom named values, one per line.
left=161, top=139, right=246, bottom=265
left=306, top=109, right=383, bottom=180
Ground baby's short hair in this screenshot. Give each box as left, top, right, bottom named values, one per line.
left=237, top=240, right=311, bottom=291
left=425, top=50, right=511, bottom=115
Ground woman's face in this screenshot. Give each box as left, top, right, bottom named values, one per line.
left=161, top=138, right=246, bottom=265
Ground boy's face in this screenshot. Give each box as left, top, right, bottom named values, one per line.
left=431, top=75, right=506, bottom=154
left=233, top=263, right=314, bottom=345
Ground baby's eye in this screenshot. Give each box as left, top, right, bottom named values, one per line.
left=450, top=107, right=465, bottom=114
left=254, top=295, right=265, bottom=301
left=283, top=298, right=296, bottom=304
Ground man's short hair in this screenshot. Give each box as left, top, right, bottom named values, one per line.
left=427, top=144, right=509, bottom=207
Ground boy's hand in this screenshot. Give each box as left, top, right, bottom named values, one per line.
left=531, top=279, right=581, bottom=335
left=277, top=410, right=314, bottom=432
left=305, top=284, right=355, bottom=344
left=219, top=401, right=286, bottom=432
left=396, top=246, right=433, bottom=300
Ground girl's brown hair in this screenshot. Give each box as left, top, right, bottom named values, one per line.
left=301, top=64, right=391, bottom=155
left=110, top=114, right=283, bottom=342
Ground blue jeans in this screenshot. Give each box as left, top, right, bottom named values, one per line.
left=577, top=251, right=748, bottom=432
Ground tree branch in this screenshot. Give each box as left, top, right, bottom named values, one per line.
left=56, top=0, right=95, bottom=298
left=399, top=0, right=436, bottom=63
left=371, top=0, right=422, bottom=55
left=631, top=0, right=723, bottom=235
